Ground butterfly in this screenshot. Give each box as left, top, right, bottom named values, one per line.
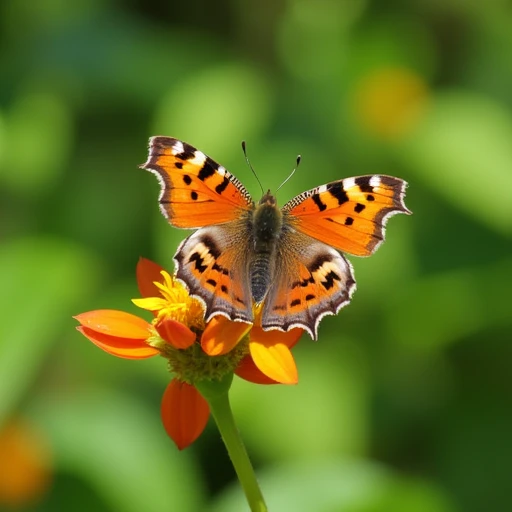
left=141, top=137, right=411, bottom=339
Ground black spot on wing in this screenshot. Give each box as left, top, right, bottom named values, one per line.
left=354, top=203, right=366, bottom=213
left=188, top=252, right=207, bottom=273
left=345, top=217, right=354, bottom=226
left=291, top=276, right=314, bottom=289
left=308, top=254, right=333, bottom=273
left=206, top=279, right=217, bottom=287
left=183, top=174, right=192, bottom=185
left=355, top=176, right=373, bottom=193
left=175, top=142, right=195, bottom=161
left=198, top=157, right=217, bottom=181
left=191, top=191, right=198, bottom=200
left=328, top=183, right=349, bottom=205
left=199, top=235, right=221, bottom=259
left=215, top=176, right=230, bottom=194
left=322, top=271, right=341, bottom=290
left=175, top=162, right=184, bottom=169
left=212, top=263, right=229, bottom=275
left=305, top=294, right=316, bottom=301
left=367, top=194, right=375, bottom=201
left=290, top=299, right=301, bottom=307
left=221, top=285, right=228, bottom=294
left=312, top=194, right=327, bottom=212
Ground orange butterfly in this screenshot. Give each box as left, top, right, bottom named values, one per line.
left=141, top=137, right=411, bottom=339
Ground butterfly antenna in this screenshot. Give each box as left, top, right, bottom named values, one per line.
left=242, top=141, right=264, bottom=195
left=276, top=155, right=301, bottom=192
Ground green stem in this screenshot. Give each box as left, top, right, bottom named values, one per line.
left=205, top=388, right=267, bottom=511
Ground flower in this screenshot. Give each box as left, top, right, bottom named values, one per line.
left=0, top=419, right=52, bottom=507
left=74, top=258, right=303, bottom=449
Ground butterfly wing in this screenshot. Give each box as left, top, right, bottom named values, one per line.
left=175, top=223, right=253, bottom=324
left=262, top=229, right=356, bottom=339
left=141, top=136, right=253, bottom=228
left=283, top=175, right=411, bottom=256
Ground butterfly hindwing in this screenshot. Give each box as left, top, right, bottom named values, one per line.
left=141, top=136, right=253, bottom=228
left=261, top=230, right=356, bottom=339
left=175, top=224, right=253, bottom=323
left=283, top=175, right=411, bottom=256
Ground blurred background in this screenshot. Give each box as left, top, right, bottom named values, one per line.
left=1, top=0, right=511, bottom=511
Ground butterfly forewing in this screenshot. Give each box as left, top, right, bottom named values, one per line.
left=283, top=175, right=411, bottom=256
left=141, top=137, right=253, bottom=228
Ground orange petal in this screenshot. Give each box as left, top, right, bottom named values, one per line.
left=235, top=355, right=279, bottom=385
left=74, top=310, right=151, bottom=339
left=249, top=328, right=300, bottom=384
left=136, top=258, right=165, bottom=298
left=155, top=318, right=196, bottom=349
left=161, top=379, right=210, bottom=450
left=76, top=326, right=159, bottom=359
left=201, top=316, right=252, bottom=356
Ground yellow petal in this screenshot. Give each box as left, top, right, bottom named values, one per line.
left=249, top=339, right=298, bottom=385
left=132, top=297, right=167, bottom=312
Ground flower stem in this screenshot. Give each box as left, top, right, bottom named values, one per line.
left=205, top=388, right=267, bottom=511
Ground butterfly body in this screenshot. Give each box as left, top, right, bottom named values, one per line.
left=142, top=137, right=411, bottom=339
left=249, top=191, right=283, bottom=303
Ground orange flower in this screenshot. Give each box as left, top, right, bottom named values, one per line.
left=74, top=258, right=303, bottom=449
left=0, top=419, right=52, bottom=507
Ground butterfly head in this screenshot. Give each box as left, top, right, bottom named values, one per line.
left=258, top=190, right=277, bottom=207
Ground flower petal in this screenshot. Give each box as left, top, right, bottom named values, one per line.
left=76, top=326, right=159, bottom=359
left=132, top=297, right=168, bottom=312
left=249, top=327, right=301, bottom=384
left=155, top=318, right=196, bottom=349
left=201, top=316, right=252, bottom=356
left=235, top=355, right=279, bottom=385
left=161, top=379, right=210, bottom=450
left=74, top=310, right=151, bottom=339
left=136, top=258, right=165, bottom=298
left=251, top=326, right=304, bottom=349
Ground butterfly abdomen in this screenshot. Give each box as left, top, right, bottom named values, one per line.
left=250, top=192, right=282, bottom=303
